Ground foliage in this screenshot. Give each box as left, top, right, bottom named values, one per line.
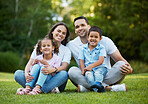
left=0, top=72, right=148, bottom=104
left=0, top=51, right=25, bottom=73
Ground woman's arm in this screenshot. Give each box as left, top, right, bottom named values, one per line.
left=25, top=58, right=34, bottom=82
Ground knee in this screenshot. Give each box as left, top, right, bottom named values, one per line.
left=14, top=70, right=23, bottom=81
left=85, top=71, right=92, bottom=76
left=32, top=64, right=40, bottom=68
left=68, top=66, right=77, bottom=76
left=58, top=71, right=68, bottom=79
left=116, top=61, right=126, bottom=66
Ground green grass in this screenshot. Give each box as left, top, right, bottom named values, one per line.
left=0, top=72, right=148, bottom=104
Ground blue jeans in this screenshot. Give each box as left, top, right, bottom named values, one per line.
left=85, top=67, right=107, bottom=86
left=14, top=69, right=68, bottom=93
left=26, top=64, right=52, bottom=88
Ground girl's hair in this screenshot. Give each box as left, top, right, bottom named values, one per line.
left=48, top=22, right=70, bottom=46
left=36, top=38, right=59, bottom=55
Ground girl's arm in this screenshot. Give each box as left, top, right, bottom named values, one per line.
left=85, top=56, right=104, bottom=71
left=79, top=59, right=85, bottom=75
left=25, top=58, right=34, bottom=82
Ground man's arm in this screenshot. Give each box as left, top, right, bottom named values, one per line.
left=110, top=49, right=133, bottom=75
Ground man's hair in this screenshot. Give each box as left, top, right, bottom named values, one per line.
left=88, top=26, right=102, bottom=38
left=74, top=16, right=89, bottom=25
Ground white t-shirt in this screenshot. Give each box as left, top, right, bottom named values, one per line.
left=66, top=36, right=117, bottom=69
left=31, top=44, right=71, bottom=64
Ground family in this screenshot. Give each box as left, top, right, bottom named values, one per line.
left=14, top=16, right=133, bottom=95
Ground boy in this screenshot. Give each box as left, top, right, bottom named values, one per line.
left=78, top=26, right=107, bottom=92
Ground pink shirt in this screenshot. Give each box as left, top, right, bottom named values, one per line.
left=36, top=54, right=62, bottom=68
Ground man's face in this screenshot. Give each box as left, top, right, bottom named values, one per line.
left=74, top=19, right=90, bottom=38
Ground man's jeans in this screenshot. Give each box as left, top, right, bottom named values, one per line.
left=14, top=68, right=68, bottom=93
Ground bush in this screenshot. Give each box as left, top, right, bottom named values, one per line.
left=0, top=51, right=25, bottom=73
left=129, top=60, right=148, bottom=74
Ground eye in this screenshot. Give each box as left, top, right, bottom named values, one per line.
left=43, top=45, right=46, bottom=47
left=81, top=24, right=85, bottom=27
left=57, top=29, right=61, bottom=32
left=95, top=36, right=98, bottom=38
left=62, top=32, right=66, bottom=35
left=75, top=25, right=79, bottom=29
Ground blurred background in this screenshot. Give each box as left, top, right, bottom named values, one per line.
left=0, top=0, right=148, bottom=74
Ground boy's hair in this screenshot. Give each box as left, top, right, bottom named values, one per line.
left=36, top=38, right=59, bottom=55
left=74, top=16, right=89, bottom=25
left=88, top=26, right=102, bottom=38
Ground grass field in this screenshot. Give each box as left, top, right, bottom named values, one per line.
left=0, top=72, right=147, bottom=104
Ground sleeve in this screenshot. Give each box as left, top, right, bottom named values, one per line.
left=78, top=47, right=84, bottom=60
left=54, top=57, right=62, bottom=67
left=30, top=48, right=37, bottom=59
left=99, top=46, right=106, bottom=57
left=106, top=37, right=117, bottom=55
left=61, top=47, right=71, bottom=64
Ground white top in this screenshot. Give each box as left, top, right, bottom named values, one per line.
left=66, top=36, right=117, bottom=69
left=36, top=54, right=61, bottom=67
left=31, top=44, right=71, bottom=64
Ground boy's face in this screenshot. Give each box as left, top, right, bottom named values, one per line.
left=74, top=19, right=90, bottom=38
left=88, top=31, right=101, bottom=47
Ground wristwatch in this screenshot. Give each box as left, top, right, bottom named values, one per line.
left=55, top=67, right=58, bottom=73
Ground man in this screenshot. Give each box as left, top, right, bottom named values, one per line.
left=67, top=16, right=133, bottom=92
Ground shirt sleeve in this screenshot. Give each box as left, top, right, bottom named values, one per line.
left=99, top=46, right=106, bottom=57
left=54, top=57, right=62, bottom=67
left=106, top=38, right=117, bottom=55
left=30, top=48, right=37, bottom=59
left=78, top=47, right=84, bottom=60
left=61, top=47, right=71, bottom=64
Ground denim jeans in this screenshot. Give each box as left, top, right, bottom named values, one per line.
left=14, top=69, right=68, bottom=93
left=25, top=64, right=52, bottom=88
left=85, top=67, right=107, bottom=86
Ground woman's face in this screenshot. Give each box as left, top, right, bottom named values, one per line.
left=52, top=25, right=67, bottom=43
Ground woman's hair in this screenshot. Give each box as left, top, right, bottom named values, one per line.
left=48, top=22, right=70, bottom=46
left=36, top=38, right=59, bottom=55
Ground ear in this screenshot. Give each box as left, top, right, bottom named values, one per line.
left=52, top=46, right=55, bottom=51
left=40, top=48, right=42, bottom=52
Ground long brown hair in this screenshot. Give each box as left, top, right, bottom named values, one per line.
left=48, top=22, right=70, bottom=46
left=36, top=38, right=59, bottom=55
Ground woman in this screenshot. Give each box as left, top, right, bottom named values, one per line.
left=14, top=22, right=71, bottom=93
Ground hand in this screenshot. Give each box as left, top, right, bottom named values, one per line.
left=25, top=73, right=34, bottom=83
left=40, top=59, right=49, bottom=65
left=84, top=65, right=93, bottom=71
left=32, top=59, right=40, bottom=65
left=41, top=65, right=55, bottom=75
left=120, top=63, right=133, bottom=75
left=81, top=69, right=85, bottom=75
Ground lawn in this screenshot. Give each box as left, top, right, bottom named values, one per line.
left=0, top=72, right=147, bottom=104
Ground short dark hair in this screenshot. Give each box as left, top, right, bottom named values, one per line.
left=48, top=22, right=70, bottom=46
left=88, top=26, right=102, bottom=38
left=74, top=16, right=89, bottom=25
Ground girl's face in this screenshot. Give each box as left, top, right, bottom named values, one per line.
left=52, top=25, right=67, bottom=43
left=40, top=39, right=54, bottom=55
left=88, top=31, right=101, bottom=47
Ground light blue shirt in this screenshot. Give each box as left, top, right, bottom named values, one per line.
left=78, top=43, right=107, bottom=71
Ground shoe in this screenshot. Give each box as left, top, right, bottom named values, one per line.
left=16, top=88, right=31, bottom=95
left=111, top=83, right=128, bottom=92
left=51, top=87, right=60, bottom=93
left=91, top=82, right=105, bottom=93
left=78, top=85, right=89, bottom=92
left=27, top=87, right=42, bottom=95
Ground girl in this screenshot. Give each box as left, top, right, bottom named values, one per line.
left=16, top=38, right=61, bottom=95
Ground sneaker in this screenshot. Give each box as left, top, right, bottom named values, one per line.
left=91, top=82, right=105, bottom=93
left=111, top=83, right=128, bottom=92
left=16, top=88, right=24, bottom=93
left=78, top=85, right=89, bottom=92
left=51, top=87, right=60, bottom=93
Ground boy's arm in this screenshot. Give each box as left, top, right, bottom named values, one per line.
left=79, top=59, right=85, bottom=75
left=85, top=56, right=104, bottom=71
